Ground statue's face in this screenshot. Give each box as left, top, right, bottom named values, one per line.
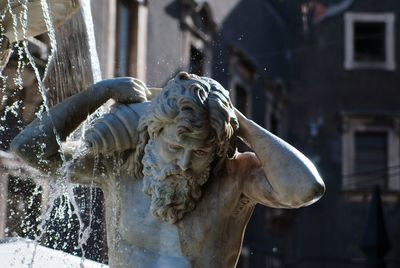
left=152, top=124, right=215, bottom=177
left=141, top=124, right=215, bottom=223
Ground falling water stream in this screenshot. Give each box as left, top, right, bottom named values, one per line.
left=79, top=0, right=101, bottom=83
left=1, top=0, right=106, bottom=265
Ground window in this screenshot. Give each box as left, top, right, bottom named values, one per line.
left=344, top=13, right=395, bottom=70
left=230, top=79, right=251, bottom=117
left=342, top=114, right=400, bottom=191
left=181, top=2, right=215, bottom=76
left=270, top=113, right=279, bottom=135
left=264, top=80, right=287, bottom=137
left=234, top=84, right=248, bottom=115
left=228, top=49, right=255, bottom=118
left=116, top=0, right=148, bottom=80
left=353, top=22, right=385, bottom=62
left=116, top=1, right=131, bottom=76
left=354, top=131, right=388, bottom=188
left=189, top=46, right=205, bottom=76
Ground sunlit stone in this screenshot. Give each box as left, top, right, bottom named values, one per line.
left=0, top=0, right=80, bottom=42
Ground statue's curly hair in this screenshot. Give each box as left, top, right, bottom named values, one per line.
left=131, top=72, right=239, bottom=178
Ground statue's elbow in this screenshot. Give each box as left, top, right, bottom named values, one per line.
left=298, top=178, right=325, bottom=208
left=297, top=161, right=325, bottom=206
left=313, top=179, right=326, bottom=200
left=279, top=178, right=325, bottom=209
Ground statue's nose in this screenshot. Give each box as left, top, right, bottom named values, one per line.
left=177, top=150, right=191, bottom=171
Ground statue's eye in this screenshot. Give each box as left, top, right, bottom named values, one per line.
left=193, top=149, right=208, bottom=157
left=168, top=143, right=182, bottom=152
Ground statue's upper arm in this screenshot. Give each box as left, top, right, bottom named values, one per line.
left=239, top=152, right=290, bottom=208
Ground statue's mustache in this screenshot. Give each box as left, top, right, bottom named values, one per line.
left=158, top=165, right=195, bottom=181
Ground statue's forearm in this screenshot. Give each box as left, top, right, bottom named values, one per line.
left=11, top=77, right=148, bottom=171
left=10, top=84, right=109, bottom=169
left=236, top=111, right=325, bottom=207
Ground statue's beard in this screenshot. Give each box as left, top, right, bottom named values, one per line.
left=142, top=140, right=211, bottom=224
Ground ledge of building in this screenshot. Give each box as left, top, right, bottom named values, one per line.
left=342, top=189, right=400, bottom=203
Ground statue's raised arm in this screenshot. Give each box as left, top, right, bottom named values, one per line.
left=234, top=108, right=325, bottom=208
left=10, top=78, right=149, bottom=180
left=198, top=74, right=325, bottom=209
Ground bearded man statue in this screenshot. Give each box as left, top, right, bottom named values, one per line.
left=135, top=73, right=238, bottom=223
left=11, top=72, right=325, bottom=267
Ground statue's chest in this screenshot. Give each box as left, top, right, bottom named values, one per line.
left=115, top=180, right=183, bottom=254
left=105, top=176, right=243, bottom=257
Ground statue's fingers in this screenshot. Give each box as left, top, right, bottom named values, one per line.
left=132, top=78, right=147, bottom=89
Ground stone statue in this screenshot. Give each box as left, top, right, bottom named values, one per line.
left=11, top=72, right=325, bottom=267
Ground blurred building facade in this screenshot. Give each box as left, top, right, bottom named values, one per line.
left=1, top=0, right=400, bottom=267
left=281, top=1, right=400, bottom=267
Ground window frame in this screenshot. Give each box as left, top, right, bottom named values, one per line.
left=230, top=78, right=251, bottom=117
left=264, top=79, right=287, bottom=137
left=115, top=0, right=148, bottom=80
left=353, top=130, right=389, bottom=188
left=180, top=2, right=215, bottom=77
left=342, top=114, right=400, bottom=191
left=228, top=51, right=255, bottom=118
left=344, top=12, right=395, bottom=71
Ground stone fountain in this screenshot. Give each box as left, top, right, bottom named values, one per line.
left=0, top=0, right=107, bottom=267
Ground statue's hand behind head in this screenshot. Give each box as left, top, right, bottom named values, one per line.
left=93, top=77, right=151, bottom=104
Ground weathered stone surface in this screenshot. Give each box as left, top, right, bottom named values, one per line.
left=0, top=0, right=80, bottom=42
left=11, top=73, right=325, bottom=267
